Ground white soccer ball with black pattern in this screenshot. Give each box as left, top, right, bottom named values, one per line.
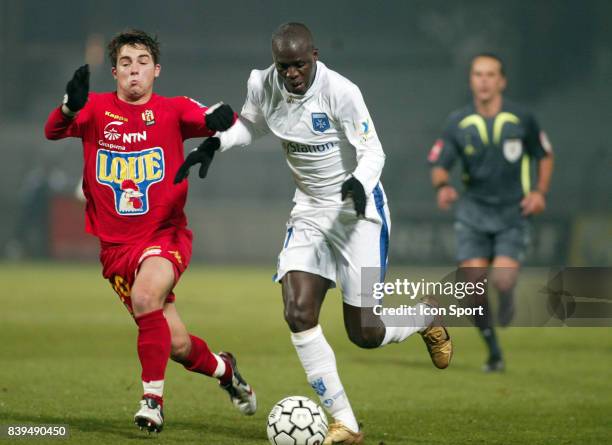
left=266, top=396, right=328, bottom=445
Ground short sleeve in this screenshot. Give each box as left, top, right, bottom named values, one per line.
left=524, top=113, right=552, bottom=159
left=428, top=118, right=459, bottom=170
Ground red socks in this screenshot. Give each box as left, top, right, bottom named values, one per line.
left=135, top=309, right=231, bottom=392
left=182, top=335, right=232, bottom=383
left=135, top=309, right=171, bottom=383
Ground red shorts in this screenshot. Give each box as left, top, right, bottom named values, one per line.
left=99, top=228, right=193, bottom=315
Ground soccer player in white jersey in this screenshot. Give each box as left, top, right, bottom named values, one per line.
left=176, top=23, right=452, bottom=444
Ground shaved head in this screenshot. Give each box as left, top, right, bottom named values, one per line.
left=271, top=23, right=318, bottom=95
left=271, top=22, right=314, bottom=53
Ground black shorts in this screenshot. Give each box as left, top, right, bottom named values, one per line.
left=453, top=195, right=531, bottom=263
left=454, top=219, right=530, bottom=263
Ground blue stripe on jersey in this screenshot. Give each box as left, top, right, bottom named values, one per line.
left=373, top=183, right=389, bottom=281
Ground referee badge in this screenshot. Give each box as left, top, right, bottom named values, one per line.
left=503, top=139, right=523, bottom=162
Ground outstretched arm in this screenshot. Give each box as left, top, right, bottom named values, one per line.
left=174, top=70, right=271, bottom=183
left=173, top=116, right=267, bottom=184
left=44, top=64, right=90, bottom=140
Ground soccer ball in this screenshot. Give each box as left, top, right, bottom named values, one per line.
left=266, top=396, right=328, bottom=445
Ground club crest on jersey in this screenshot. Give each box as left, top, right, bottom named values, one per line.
left=96, top=148, right=164, bottom=216
left=503, top=139, right=523, bottom=163
left=311, top=112, right=330, bottom=132
left=141, top=109, right=155, bottom=126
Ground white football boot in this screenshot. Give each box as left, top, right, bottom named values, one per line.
left=134, top=395, right=164, bottom=433
left=218, top=351, right=257, bottom=415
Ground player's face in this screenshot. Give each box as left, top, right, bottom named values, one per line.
left=112, top=44, right=160, bottom=102
left=470, top=56, right=506, bottom=103
left=273, top=43, right=318, bottom=95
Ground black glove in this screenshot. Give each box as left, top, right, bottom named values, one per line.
left=174, top=137, right=221, bottom=183
left=205, top=103, right=234, bottom=132
left=341, top=176, right=366, bottom=217
left=63, top=64, right=90, bottom=112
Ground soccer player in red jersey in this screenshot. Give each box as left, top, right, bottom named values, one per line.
left=44, top=29, right=256, bottom=433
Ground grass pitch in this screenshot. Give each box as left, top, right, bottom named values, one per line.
left=0, top=263, right=610, bottom=444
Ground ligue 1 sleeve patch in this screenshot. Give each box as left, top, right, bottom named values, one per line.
left=96, top=147, right=165, bottom=215
left=357, top=118, right=372, bottom=143
left=428, top=139, right=444, bottom=162
left=311, top=112, right=330, bottom=132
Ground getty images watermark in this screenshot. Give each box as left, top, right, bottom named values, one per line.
left=360, top=267, right=612, bottom=327
left=371, top=277, right=487, bottom=318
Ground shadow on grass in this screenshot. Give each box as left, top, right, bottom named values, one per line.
left=4, top=411, right=265, bottom=442
left=347, top=354, right=474, bottom=372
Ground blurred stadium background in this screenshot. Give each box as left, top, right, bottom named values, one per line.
left=1, top=0, right=610, bottom=266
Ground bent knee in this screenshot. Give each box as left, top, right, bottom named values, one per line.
left=170, top=335, right=191, bottom=362
left=347, top=327, right=383, bottom=349
left=131, top=290, right=164, bottom=316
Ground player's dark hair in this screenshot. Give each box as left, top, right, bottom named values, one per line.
left=107, top=29, right=160, bottom=67
left=272, top=22, right=314, bottom=50
left=471, top=52, right=505, bottom=76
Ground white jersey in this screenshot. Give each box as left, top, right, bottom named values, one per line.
left=219, top=61, right=387, bottom=209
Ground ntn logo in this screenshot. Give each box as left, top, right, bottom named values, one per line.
left=103, top=120, right=147, bottom=143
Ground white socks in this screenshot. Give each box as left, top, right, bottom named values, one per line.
left=212, top=354, right=227, bottom=379
left=291, top=325, right=359, bottom=432
left=143, top=379, right=164, bottom=398
left=380, top=302, right=434, bottom=346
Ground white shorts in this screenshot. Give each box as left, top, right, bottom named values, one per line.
left=274, top=185, right=391, bottom=307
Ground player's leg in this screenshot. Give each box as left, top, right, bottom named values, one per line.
left=282, top=271, right=363, bottom=444
left=277, top=209, right=363, bottom=443
left=455, top=217, right=505, bottom=371
left=492, top=221, right=529, bottom=326
left=491, top=256, right=520, bottom=326
left=164, top=303, right=256, bottom=415
left=130, top=256, right=175, bottom=432
left=460, top=257, right=505, bottom=371
left=283, top=270, right=329, bottom=331
left=331, top=197, right=451, bottom=370
left=283, top=271, right=360, bottom=431
left=163, top=302, right=224, bottom=374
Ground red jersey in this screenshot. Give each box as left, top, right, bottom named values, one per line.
left=45, top=92, right=216, bottom=244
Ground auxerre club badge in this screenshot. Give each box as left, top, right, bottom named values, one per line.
left=503, top=138, right=523, bottom=162
left=311, top=112, right=330, bottom=132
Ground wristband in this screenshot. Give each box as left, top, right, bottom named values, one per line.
left=60, top=103, right=77, bottom=118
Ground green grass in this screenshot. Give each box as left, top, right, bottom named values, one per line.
left=0, top=263, right=610, bottom=444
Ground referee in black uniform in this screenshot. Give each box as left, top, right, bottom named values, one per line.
left=428, top=53, right=554, bottom=371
